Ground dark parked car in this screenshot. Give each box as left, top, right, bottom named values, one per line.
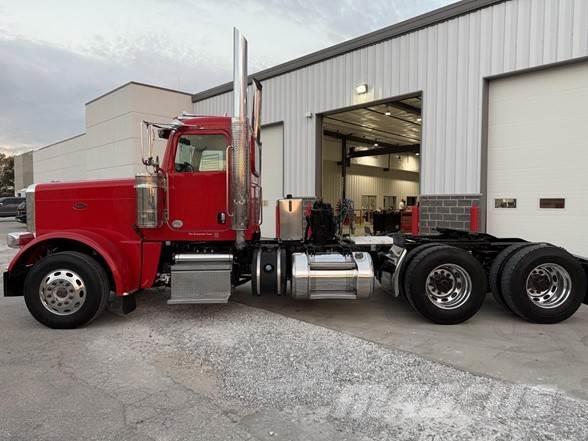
left=16, top=201, right=26, bottom=223
left=0, top=197, right=25, bottom=217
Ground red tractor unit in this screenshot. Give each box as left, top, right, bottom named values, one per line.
left=4, top=30, right=588, bottom=328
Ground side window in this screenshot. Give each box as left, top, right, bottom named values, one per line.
left=174, top=134, right=227, bottom=172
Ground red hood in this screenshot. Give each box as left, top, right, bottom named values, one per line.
left=35, top=178, right=137, bottom=238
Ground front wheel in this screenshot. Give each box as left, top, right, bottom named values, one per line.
left=24, top=251, right=110, bottom=329
left=404, top=246, right=487, bottom=324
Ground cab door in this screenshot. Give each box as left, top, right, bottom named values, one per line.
left=167, top=131, right=232, bottom=239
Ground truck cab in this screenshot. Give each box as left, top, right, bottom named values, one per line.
left=140, top=115, right=261, bottom=243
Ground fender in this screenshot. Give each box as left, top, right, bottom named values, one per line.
left=7, top=230, right=141, bottom=295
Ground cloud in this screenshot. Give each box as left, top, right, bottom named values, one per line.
left=0, top=37, right=112, bottom=154
left=0, top=0, right=455, bottom=155
left=222, top=0, right=454, bottom=45
left=0, top=35, right=228, bottom=154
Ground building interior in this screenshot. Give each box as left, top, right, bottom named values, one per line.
left=321, top=95, right=422, bottom=235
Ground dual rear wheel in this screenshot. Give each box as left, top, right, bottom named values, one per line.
left=402, top=242, right=586, bottom=324
left=403, top=244, right=487, bottom=324
left=490, top=244, right=586, bottom=323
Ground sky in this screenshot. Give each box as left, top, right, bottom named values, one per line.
left=0, top=0, right=455, bottom=155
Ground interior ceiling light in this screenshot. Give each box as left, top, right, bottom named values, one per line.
left=385, top=111, right=392, bottom=116
left=416, top=152, right=420, bottom=156
left=374, top=142, right=379, bottom=147
left=355, top=83, right=368, bottom=95
left=417, top=117, right=422, bottom=122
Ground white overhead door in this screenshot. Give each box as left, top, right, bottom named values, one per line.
left=260, top=123, right=284, bottom=238
left=487, top=62, right=588, bottom=257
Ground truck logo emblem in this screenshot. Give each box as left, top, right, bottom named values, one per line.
left=171, top=219, right=183, bottom=228
left=73, top=202, right=87, bottom=210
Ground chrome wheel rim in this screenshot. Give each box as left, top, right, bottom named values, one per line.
left=425, top=264, right=472, bottom=310
left=39, top=269, right=87, bottom=316
left=525, top=263, right=572, bottom=309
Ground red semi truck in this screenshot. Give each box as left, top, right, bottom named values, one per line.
left=4, top=30, right=588, bottom=328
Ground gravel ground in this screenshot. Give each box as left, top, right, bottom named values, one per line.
left=4, top=289, right=586, bottom=441
left=1, top=222, right=588, bottom=440
left=131, top=296, right=588, bottom=441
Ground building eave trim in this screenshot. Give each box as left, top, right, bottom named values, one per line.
left=86, top=81, right=193, bottom=106
left=34, top=133, right=86, bottom=152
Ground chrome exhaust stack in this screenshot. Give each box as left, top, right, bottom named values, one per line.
left=251, top=78, right=262, bottom=146
left=231, top=28, right=250, bottom=248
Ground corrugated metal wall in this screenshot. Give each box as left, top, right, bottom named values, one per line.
left=193, top=0, right=588, bottom=196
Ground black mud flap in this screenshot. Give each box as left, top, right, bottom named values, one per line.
left=108, top=293, right=137, bottom=316
left=581, top=260, right=588, bottom=305
left=122, top=294, right=137, bottom=314
left=3, top=271, right=23, bottom=297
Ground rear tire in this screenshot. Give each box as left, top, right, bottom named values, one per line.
left=404, top=246, right=487, bottom=324
left=400, top=243, right=447, bottom=299
left=500, top=245, right=586, bottom=323
left=24, top=251, right=110, bottom=329
left=489, top=243, right=538, bottom=310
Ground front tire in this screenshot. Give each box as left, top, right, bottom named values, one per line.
left=24, top=251, right=110, bottom=329
left=404, top=246, right=487, bottom=324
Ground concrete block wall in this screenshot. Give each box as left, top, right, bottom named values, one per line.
left=419, top=194, right=481, bottom=234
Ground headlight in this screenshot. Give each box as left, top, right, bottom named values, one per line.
left=7, top=232, right=34, bottom=249
left=25, top=184, right=36, bottom=233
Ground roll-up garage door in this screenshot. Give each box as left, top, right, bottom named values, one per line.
left=487, top=61, right=588, bottom=257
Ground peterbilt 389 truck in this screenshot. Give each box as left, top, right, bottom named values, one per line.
left=4, top=30, right=588, bottom=329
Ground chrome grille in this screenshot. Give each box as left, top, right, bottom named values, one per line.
left=25, top=184, right=36, bottom=233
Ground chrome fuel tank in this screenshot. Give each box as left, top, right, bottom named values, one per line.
left=291, top=252, right=374, bottom=300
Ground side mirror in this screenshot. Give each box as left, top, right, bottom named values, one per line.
left=158, top=128, right=171, bottom=139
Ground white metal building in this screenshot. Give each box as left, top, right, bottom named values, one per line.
left=192, top=0, right=588, bottom=256
left=24, top=0, right=588, bottom=255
